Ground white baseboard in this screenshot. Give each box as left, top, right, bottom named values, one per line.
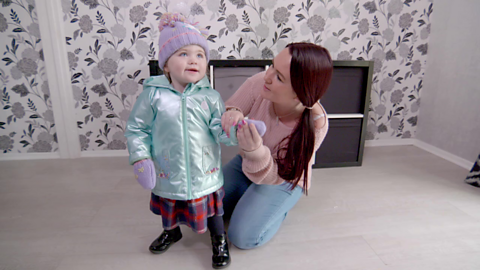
left=365, top=138, right=473, bottom=170
left=80, top=150, right=129, bottom=158
left=413, top=140, right=473, bottom=170
left=0, top=152, right=61, bottom=161
left=365, top=139, right=415, bottom=147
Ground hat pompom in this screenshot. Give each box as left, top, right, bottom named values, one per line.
left=158, top=13, right=187, bottom=31
left=158, top=12, right=208, bottom=37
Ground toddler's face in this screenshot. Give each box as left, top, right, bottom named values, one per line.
left=164, top=45, right=207, bottom=91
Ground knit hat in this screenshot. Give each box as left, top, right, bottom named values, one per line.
left=157, top=13, right=210, bottom=70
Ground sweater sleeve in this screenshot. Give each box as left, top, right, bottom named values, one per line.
left=225, top=72, right=264, bottom=116
left=241, top=115, right=329, bottom=187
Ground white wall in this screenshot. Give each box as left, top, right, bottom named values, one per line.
left=417, top=0, right=480, bottom=163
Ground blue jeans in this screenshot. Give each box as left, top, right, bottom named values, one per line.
left=222, top=155, right=303, bottom=249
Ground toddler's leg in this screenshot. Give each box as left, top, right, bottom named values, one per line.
left=208, top=215, right=230, bottom=269
left=149, top=193, right=183, bottom=254
left=207, top=215, right=225, bottom=236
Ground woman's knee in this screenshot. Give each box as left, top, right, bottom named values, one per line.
left=227, top=215, right=277, bottom=250
left=227, top=223, right=261, bottom=250
left=228, top=209, right=289, bottom=250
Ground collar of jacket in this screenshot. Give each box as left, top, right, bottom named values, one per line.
left=143, top=75, right=211, bottom=95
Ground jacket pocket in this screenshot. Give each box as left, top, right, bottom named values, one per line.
left=202, top=144, right=220, bottom=175
left=157, top=150, right=170, bottom=179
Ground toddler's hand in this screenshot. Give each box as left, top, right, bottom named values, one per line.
left=133, top=159, right=156, bottom=190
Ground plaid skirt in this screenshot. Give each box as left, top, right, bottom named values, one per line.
left=150, top=187, right=225, bottom=234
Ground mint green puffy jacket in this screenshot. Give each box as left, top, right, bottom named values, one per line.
left=125, top=75, right=236, bottom=200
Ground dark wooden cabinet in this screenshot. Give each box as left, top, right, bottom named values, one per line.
left=148, top=60, right=373, bottom=168
left=313, top=61, right=374, bottom=168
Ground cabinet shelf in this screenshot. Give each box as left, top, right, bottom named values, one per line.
left=327, top=114, right=364, bottom=119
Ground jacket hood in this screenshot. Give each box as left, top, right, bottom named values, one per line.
left=142, top=75, right=211, bottom=94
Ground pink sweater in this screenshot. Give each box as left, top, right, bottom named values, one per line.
left=225, top=72, right=329, bottom=190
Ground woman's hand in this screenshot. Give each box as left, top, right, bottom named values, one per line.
left=221, top=109, right=244, bottom=137
left=237, top=120, right=263, bottom=152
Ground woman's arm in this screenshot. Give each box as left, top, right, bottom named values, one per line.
left=235, top=120, right=284, bottom=185
left=240, top=114, right=329, bottom=187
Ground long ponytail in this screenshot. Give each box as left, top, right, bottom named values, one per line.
left=275, top=43, right=333, bottom=194
left=276, top=109, right=315, bottom=193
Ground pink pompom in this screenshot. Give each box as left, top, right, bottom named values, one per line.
left=158, top=12, right=187, bottom=31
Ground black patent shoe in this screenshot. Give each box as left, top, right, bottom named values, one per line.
left=211, top=233, right=231, bottom=269
left=149, top=227, right=182, bottom=254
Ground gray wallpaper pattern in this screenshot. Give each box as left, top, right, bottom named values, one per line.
left=0, top=0, right=57, bottom=153
left=0, top=0, right=433, bottom=153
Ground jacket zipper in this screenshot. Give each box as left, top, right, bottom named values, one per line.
left=181, top=92, right=192, bottom=199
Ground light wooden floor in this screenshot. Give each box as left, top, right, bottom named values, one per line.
left=1, top=146, right=479, bottom=270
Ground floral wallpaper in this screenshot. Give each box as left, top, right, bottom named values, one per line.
left=0, top=0, right=57, bottom=154
left=0, top=0, right=433, bottom=154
